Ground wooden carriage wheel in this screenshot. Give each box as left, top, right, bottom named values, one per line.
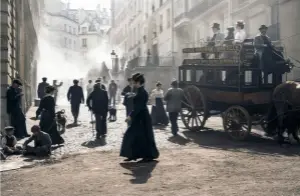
left=222, top=106, right=252, bottom=140
left=180, top=85, right=208, bottom=131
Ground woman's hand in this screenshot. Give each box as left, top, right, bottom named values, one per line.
left=125, top=116, right=131, bottom=122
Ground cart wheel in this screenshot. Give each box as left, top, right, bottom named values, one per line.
left=180, top=85, right=208, bottom=131
left=223, top=106, right=252, bottom=140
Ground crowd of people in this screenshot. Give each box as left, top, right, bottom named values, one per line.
left=1, top=73, right=185, bottom=163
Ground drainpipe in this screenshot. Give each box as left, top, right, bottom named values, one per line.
left=171, top=0, right=175, bottom=69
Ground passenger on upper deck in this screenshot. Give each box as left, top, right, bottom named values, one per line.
left=202, top=23, right=225, bottom=59
left=224, top=27, right=235, bottom=45
left=234, top=21, right=247, bottom=43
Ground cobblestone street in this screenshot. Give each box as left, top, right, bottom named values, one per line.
left=2, top=102, right=299, bottom=172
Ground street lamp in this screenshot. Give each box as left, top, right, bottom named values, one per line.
left=110, top=50, right=117, bottom=79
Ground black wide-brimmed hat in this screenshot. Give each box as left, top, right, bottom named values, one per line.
left=45, top=85, right=55, bottom=92
left=42, top=77, right=47, bottom=80
left=259, top=25, right=268, bottom=30
left=227, top=26, right=235, bottom=31
left=73, top=79, right=79, bottom=84
left=211, top=23, right=220, bottom=29
left=13, top=79, right=22, bottom=86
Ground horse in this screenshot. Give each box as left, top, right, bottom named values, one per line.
left=266, top=81, right=300, bottom=145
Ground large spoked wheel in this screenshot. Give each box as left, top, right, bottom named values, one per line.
left=180, top=85, right=208, bottom=131
left=223, top=106, right=252, bottom=140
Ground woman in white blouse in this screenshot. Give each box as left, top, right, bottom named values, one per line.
left=150, top=82, right=169, bottom=126
left=234, top=20, right=247, bottom=43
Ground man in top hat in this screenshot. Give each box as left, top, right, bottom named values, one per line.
left=6, top=79, right=30, bottom=139
left=254, top=25, right=274, bottom=70
left=210, top=23, right=225, bottom=46
left=67, top=79, right=85, bottom=124
left=202, top=23, right=225, bottom=59
left=52, top=80, right=63, bottom=105
left=234, top=20, right=247, bottom=43
left=37, top=77, right=50, bottom=99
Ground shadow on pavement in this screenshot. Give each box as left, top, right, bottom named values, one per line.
left=168, top=135, right=191, bottom=146
left=81, top=138, right=107, bottom=148
left=66, top=123, right=81, bottom=129
left=120, top=160, right=158, bottom=184
left=182, top=128, right=300, bottom=157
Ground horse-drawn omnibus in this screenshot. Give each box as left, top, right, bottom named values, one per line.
left=178, top=39, right=294, bottom=141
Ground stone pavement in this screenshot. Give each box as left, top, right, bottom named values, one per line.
left=1, top=103, right=271, bottom=171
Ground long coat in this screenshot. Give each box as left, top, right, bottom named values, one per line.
left=37, top=82, right=49, bottom=99
left=6, top=86, right=28, bottom=138
left=120, top=86, right=159, bottom=160
left=86, top=88, right=109, bottom=115
left=36, top=95, right=64, bottom=145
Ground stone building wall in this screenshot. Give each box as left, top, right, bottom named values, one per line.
left=1, top=0, right=18, bottom=128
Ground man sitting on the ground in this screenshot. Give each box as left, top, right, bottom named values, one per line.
left=23, top=125, right=52, bottom=157
left=1, top=126, right=21, bottom=157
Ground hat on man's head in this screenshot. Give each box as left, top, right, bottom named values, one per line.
left=12, top=79, right=22, bottom=86
left=171, top=80, right=178, bottom=87
left=127, top=77, right=132, bottom=82
left=227, top=26, right=235, bottom=31
left=73, top=79, right=79, bottom=84
left=211, top=23, right=220, bottom=29
left=4, top=126, right=15, bottom=132
left=236, top=20, right=245, bottom=27
left=259, top=25, right=268, bottom=30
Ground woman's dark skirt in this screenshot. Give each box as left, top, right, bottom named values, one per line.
left=151, top=98, right=169, bottom=126
left=40, top=111, right=64, bottom=145
left=120, top=109, right=159, bottom=160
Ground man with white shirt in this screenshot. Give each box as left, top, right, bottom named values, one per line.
left=234, top=20, right=247, bottom=43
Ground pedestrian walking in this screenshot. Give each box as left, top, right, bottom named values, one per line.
left=164, top=80, right=184, bottom=136
left=108, top=80, right=118, bottom=106
left=67, top=79, right=85, bottom=124
left=120, top=73, right=159, bottom=163
left=86, top=80, right=93, bottom=96
left=53, top=80, right=63, bottom=105
left=121, top=78, right=135, bottom=126
left=37, top=77, right=49, bottom=99
left=150, top=82, right=169, bottom=126
left=6, top=79, right=29, bottom=139
left=86, top=83, right=109, bottom=139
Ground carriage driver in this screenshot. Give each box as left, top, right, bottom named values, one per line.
left=254, top=25, right=274, bottom=70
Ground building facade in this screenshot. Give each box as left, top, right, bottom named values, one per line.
left=110, top=0, right=177, bottom=91
left=43, top=12, right=79, bottom=62
left=1, top=0, right=43, bottom=129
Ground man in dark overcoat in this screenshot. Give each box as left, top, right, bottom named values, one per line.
left=67, top=79, right=84, bottom=124
left=86, top=83, right=109, bottom=139
left=6, top=79, right=30, bottom=139
left=37, top=77, right=49, bottom=99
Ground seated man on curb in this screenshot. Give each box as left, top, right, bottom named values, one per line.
left=1, top=126, right=22, bottom=157
left=23, top=125, right=52, bottom=157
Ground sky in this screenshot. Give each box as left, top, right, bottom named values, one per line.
left=62, top=0, right=110, bottom=9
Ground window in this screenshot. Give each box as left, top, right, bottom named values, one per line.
left=69, top=26, right=71, bottom=33
left=82, top=38, right=87, bottom=47
left=196, top=70, right=204, bottom=82
left=160, top=0, right=163, bottom=6
left=82, top=27, right=87, bottom=34
left=73, top=41, right=76, bottom=49
left=64, top=37, right=67, bottom=47
left=186, top=70, right=192, bottom=82
left=73, top=28, right=76, bottom=35
left=159, top=14, right=163, bottom=33
left=166, top=9, right=170, bottom=28
left=64, top=24, right=67, bottom=31
left=69, top=39, right=72, bottom=48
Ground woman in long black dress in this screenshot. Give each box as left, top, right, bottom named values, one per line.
left=36, top=86, right=64, bottom=145
left=120, top=73, right=159, bottom=163
left=150, top=82, right=169, bottom=126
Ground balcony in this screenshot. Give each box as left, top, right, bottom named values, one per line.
left=186, top=0, right=225, bottom=19
left=174, top=12, right=190, bottom=29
